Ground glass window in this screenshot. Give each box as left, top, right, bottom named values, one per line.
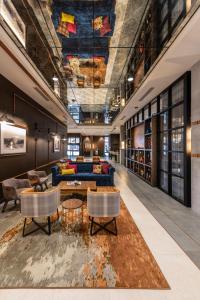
left=172, top=80, right=184, bottom=105
left=160, top=151, right=168, bottom=171
left=67, top=144, right=79, bottom=151
left=151, top=99, right=157, bottom=115
left=144, top=106, right=149, bottom=120
left=160, top=91, right=168, bottom=111
left=160, top=21, right=168, bottom=42
left=139, top=111, right=143, bottom=122
left=160, top=132, right=168, bottom=151
left=160, top=111, right=168, bottom=131
left=104, top=136, right=110, bottom=158
left=160, top=171, right=168, bottom=192
left=172, top=176, right=184, bottom=202
left=171, top=0, right=184, bottom=27
left=171, top=128, right=184, bottom=152
left=172, top=152, right=184, bottom=177
left=171, top=104, right=184, bottom=128
left=161, top=1, right=168, bottom=22
left=134, top=115, right=138, bottom=124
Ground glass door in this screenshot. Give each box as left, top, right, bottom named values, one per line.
left=158, top=77, right=190, bottom=205
left=67, top=136, right=80, bottom=160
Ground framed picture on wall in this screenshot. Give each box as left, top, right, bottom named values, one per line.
left=0, top=123, right=26, bottom=155
left=53, top=135, right=61, bottom=152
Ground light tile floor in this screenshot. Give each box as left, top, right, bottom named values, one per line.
left=1, top=166, right=200, bottom=299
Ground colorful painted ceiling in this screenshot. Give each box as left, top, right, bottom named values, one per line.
left=52, top=0, right=116, bottom=88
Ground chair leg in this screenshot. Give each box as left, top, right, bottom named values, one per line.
left=22, top=218, right=27, bottom=237
left=40, top=184, right=44, bottom=192
left=90, top=217, right=118, bottom=236
left=57, top=208, right=59, bottom=220
left=45, top=182, right=48, bottom=190
left=2, top=200, right=8, bottom=213
left=23, top=217, right=52, bottom=237
left=48, top=216, right=51, bottom=235
left=114, top=217, right=118, bottom=236
left=90, top=217, right=94, bottom=236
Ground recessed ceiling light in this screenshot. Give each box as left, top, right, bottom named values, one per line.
left=52, top=75, right=59, bottom=82
left=128, top=76, right=134, bottom=82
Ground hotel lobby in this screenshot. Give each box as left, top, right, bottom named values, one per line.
left=1, top=0, right=200, bottom=299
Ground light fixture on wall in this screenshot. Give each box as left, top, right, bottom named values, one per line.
left=121, top=98, right=125, bottom=107
left=61, top=135, right=67, bottom=141
left=186, top=127, right=191, bottom=154
left=121, top=140, right=125, bottom=150
left=0, top=113, right=15, bottom=125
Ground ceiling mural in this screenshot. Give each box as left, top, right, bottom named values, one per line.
left=52, top=0, right=116, bottom=88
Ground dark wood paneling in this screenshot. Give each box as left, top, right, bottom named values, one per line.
left=82, top=136, right=105, bottom=157
left=110, top=134, right=120, bottom=151
left=0, top=75, right=67, bottom=182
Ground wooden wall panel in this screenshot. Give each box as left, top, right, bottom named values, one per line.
left=0, top=75, right=67, bottom=181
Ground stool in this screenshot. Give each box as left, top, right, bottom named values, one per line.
left=62, top=198, right=83, bottom=233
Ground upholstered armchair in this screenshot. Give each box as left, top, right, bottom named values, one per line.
left=76, top=156, right=84, bottom=162
left=87, top=188, right=120, bottom=236
left=20, top=187, right=60, bottom=236
left=2, top=178, right=31, bottom=212
left=27, top=170, right=48, bottom=191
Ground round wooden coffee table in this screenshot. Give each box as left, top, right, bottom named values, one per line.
left=62, top=198, right=83, bottom=233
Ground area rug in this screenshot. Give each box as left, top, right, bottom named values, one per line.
left=0, top=188, right=169, bottom=289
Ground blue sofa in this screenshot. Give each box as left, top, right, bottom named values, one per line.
left=51, top=162, right=115, bottom=186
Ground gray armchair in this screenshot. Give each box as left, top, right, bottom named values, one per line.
left=87, top=188, right=120, bottom=236
left=21, top=187, right=60, bottom=236
left=2, top=178, right=31, bottom=212
left=27, top=170, right=48, bottom=191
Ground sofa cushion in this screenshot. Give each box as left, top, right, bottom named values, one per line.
left=61, top=168, right=75, bottom=175
left=57, top=162, right=68, bottom=173
left=61, top=12, right=75, bottom=24
left=100, top=163, right=110, bottom=174
left=76, top=163, right=93, bottom=173
left=93, top=164, right=102, bottom=174
left=67, top=164, right=77, bottom=173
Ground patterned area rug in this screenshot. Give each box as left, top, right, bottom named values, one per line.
left=0, top=189, right=169, bottom=289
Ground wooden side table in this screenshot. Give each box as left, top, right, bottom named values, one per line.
left=62, top=198, right=83, bottom=233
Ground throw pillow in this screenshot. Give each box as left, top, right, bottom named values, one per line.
left=67, top=164, right=77, bottom=173
left=101, top=163, right=110, bottom=174
left=61, top=12, right=75, bottom=24
left=100, top=16, right=111, bottom=37
left=61, top=168, right=75, bottom=175
left=93, top=164, right=102, bottom=174
left=67, top=22, right=77, bottom=34
left=57, top=162, right=68, bottom=173
left=92, top=16, right=103, bottom=30
left=57, top=21, right=69, bottom=37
